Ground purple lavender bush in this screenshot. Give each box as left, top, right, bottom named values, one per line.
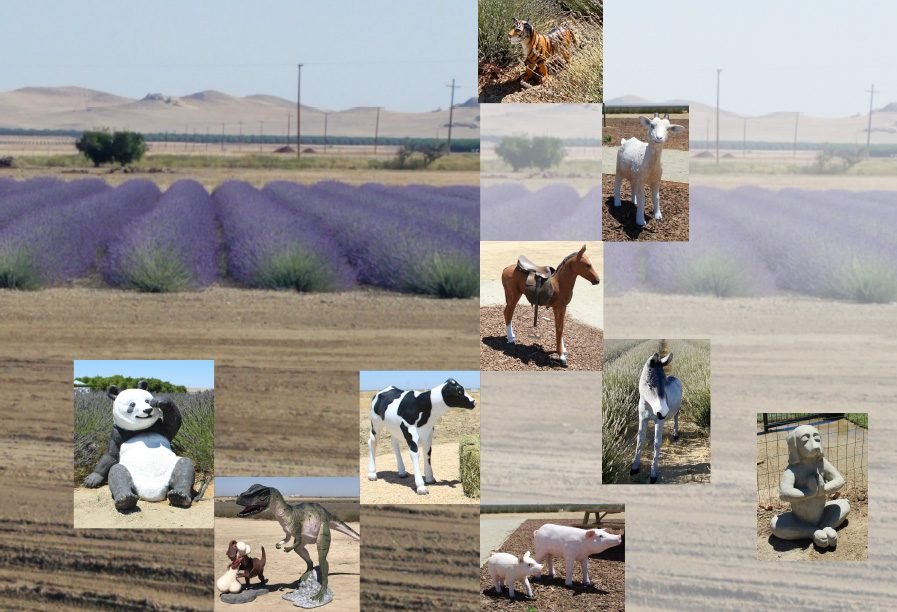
left=0, top=178, right=108, bottom=229
left=481, top=182, right=599, bottom=240
left=0, top=180, right=160, bottom=288
left=264, top=181, right=478, bottom=298
left=212, top=180, right=355, bottom=292
left=103, top=179, right=219, bottom=291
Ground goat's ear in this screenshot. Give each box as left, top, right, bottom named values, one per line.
left=668, top=124, right=685, bottom=134
left=639, top=116, right=651, bottom=128
left=660, top=352, right=673, bottom=365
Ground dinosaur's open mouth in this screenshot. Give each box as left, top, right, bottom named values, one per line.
left=238, top=504, right=265, bottom=517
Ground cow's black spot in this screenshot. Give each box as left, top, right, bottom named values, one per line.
left=373, top=387, right=403, bottom=420
left=370, top=419, right=376, bottom=437
left=397, top=390, right=432, bottom=427
left=399, top=422, right=417, bottom=453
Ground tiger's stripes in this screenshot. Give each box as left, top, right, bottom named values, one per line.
left=508, top=18, right=577, bottom=84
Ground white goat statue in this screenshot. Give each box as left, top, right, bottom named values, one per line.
left=614, top=112, right=684, bottom=226
left=630, top=352, right=682, bottom=483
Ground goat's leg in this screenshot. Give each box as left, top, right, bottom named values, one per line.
left=652, top=182, right=662, bottom=220
left=554, top=304, right=567, bottom=366
left=672, top=411, right=680, bottom=441
left=390, top=437, right=407, bottom=477
left=367, top=418, right=380, bottom=481
left=631, top=403, right=647, bottom=475
left=613, top=174, right=622, bottom=207
left=650, top=420, right=665, bottom=483
left=633, top=179, right=647, bottom=226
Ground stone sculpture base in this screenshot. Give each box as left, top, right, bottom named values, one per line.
left=282, top=575, right=334, bottom=608
left=219, top=588, right=270, bottom=604
left=771, top=499, right=850, bottom=548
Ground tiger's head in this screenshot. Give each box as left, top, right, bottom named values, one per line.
left=508, top=18, right=534, bottom=44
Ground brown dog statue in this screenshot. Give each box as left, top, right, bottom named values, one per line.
left=226, top=540, right=268, bottom=586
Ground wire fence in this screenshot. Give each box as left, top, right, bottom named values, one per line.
left=756, top=414, right=867, bottom=506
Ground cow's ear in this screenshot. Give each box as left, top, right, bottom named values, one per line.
left=107, top=385, right=120, bottom=400
left=138, top=380, right=148, bottom=390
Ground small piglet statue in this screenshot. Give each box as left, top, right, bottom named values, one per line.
left=486, top=550, right=543, bottom=599
left=533, top=524, right=622, bottom=588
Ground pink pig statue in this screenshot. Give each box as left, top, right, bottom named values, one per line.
left=533, top=523, right=622, bottom=587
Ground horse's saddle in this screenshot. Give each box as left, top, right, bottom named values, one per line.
left=517, top=256, right=555, bottom=326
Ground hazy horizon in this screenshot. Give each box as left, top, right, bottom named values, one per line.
left=0, top=0, right=476, bottom=113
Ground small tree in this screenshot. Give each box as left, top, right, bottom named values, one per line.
left=111, top=131, right=147, bottom=166
left=417, top=142, right=448, bottom=167
left=495, top=136, right=532, bottom=171
left=530, top=136, right=566, bottom=170
left=75, top=130, right=114, bottom=167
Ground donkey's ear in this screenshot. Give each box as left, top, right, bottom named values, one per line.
left=107, top=385, right=120, bottom=400
left=660, top=353, right=673, bottom=366
left=137, top=380, right=148, bottom=390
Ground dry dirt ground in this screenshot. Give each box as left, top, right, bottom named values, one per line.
left=480, top=372, right=601, bottom=504
left=73, top=482, right=215, bottom=529
left=757, top=500, right=868, bottom=561
left=601, top=173, right=689, bottom=241
left=480, top=304, right=603, bottom=370
left=0, top=287, right=475, bottom=610
left=361, top=505, right=480, bottom=611
left=624, top=418, right=711, bottom=485
left=358, top=391, right=480, bottom=504
left=603, top=292, right=897, bottom=609
left=480, top=518, right=625, bottom=611
left=213, top=517, right=359, bottom=611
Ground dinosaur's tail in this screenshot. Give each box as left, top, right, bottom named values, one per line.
left=330, top=519, right=361, bottom=542
left=192, top=477, right=210, bottom=502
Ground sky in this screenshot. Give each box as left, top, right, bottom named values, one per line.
left=215, top=477, right=359, bottom=498
left=605, top=0, right=897, bottom=117
left=360, top=371, right=480, bottom=392
left=0, top=0, right=476, bottom=112
left=73, top=360, right=214, bottom=388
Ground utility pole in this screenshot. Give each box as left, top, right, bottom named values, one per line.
left=221, top=122, right=225, bottom=152
left=297, top=63, right=303, bottom=159
left=286, top=112, right=291, bottom=146
left=715, top=68, right=722, bottom=164
left=238, top=121, right=243, bottom=152
left=793, top=112, right=800, bottom=160
left=324, top=112, right=328, bottom=151
left=374, top=107, right=381, bottom=155
left=259, top=121, right=264, bottom=152
left=866, top=83, right=877, bottom=156
left=205, top=127, right=209, bottom=152
left=742, top=117, right=746, bottom=157
left=446, top=78, right=459, bottom=154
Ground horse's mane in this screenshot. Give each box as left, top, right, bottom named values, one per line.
left=556, top=250, right=579, bottom=271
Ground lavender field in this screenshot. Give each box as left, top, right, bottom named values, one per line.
left=605, top=186, right=897, bottom=303
left=481, top=182, right=601, bottom=240
left=0, top=177, right=479, bottom=297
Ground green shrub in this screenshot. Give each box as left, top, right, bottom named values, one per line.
left=459, top=434, right=480, bottom=499
left=412, top=253, right=479, bottom=299
left=824, top=257, right=897, bottom=304
left=257, top=249, right=335, bottom=292
left=677, top=253, right=755, bottom=298
left=124, top=247, right=192, bottom=292
left=76, top=130, right=114, bottom=167
left=0, top=249, right=39, bottom=289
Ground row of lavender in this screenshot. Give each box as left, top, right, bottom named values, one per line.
left=605, top=186, right=897, bottom=303
left=481, top=182, right=601, bottom=241
left=0, top=178, right=479, bottom=297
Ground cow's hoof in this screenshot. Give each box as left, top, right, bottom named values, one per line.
left=629, top=467, right=640, bottom=475
left=416, top=487, right=430, bottom=495
left=397, top=471, right=408, bottom=478
left=367, top=473, right=378, bottom=481
left=649, top=476, right=658, bottom=484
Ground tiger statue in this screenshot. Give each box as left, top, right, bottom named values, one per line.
left=508, top=18, right=577, bottom=85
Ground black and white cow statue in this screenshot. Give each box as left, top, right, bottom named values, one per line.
left=366, top=378, right=476, bottom=495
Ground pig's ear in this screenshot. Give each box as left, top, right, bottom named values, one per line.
left=586, top=529, right=597, bottom=538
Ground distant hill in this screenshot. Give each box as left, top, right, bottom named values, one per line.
left=0, top=86, right=480, bottom=139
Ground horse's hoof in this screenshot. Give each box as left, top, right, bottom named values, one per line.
left=630, top=467, right=639, bottom=475
left=649, top=476, right=658, bottom=484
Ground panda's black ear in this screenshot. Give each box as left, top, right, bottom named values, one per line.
left=107, top=385, right=120, bottom=400
left=137, top=380, right=148, bottom=390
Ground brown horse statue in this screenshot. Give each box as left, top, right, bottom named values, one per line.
left=501, top=244, right=600, bottom=366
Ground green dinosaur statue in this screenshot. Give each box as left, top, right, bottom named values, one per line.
left=236, top=483, right=360, bottom=603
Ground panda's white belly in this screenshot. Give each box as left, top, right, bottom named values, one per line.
left=119, top=432, right=179, bottom=501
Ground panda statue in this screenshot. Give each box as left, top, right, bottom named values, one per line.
left=82, top=380, right=206, bottom=512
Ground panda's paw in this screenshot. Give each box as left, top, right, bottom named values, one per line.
left=114, top=494, right=138, bottom=513
left=83, top=473, right=104, bottom=488
left=167, top=490, right=192, bottom=508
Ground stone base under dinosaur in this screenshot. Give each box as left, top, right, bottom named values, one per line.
left=282, top=574, right=334, bottom=608
left=219, top=587, right=270, bottom=604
